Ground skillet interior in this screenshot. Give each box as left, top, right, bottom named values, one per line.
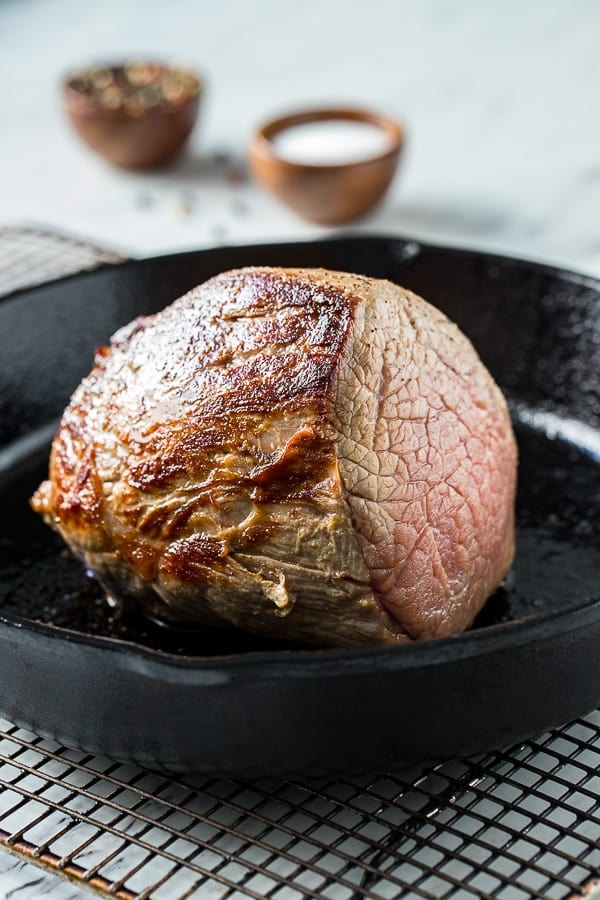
left=0, top=235, right=598, bottom=774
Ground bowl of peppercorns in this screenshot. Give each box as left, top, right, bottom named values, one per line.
left=63, top=61, right=202, bottom=170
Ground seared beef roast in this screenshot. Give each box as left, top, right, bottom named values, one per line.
left=32, top=268, right=517, bottom=647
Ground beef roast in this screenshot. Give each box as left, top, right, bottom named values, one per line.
left=31, top=267, right=517, bottom=648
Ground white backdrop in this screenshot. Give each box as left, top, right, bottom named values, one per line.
left=1, top=0, right=599, bottom=274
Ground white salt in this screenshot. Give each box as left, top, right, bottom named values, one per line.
left=271, top=119, right=392, bottom=165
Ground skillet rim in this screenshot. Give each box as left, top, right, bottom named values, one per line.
left=1, top=233, right=599, bottom=678
left=0, top=594, right=600, bottom=676
left=1, top=232, right=599, bottom=308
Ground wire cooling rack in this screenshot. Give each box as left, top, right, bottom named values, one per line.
left=0, top=224, right=124, bottom=296
left=0, top=227, right=599, bottom=900
left=0, top=715, right=599, bottom=899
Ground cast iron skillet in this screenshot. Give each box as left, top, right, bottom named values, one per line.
left=0, top=236, right=599, bottom=776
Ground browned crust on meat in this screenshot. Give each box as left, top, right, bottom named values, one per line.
left=32, top=267, right=406, bottom=646
left=33, top=268, right=363, bottom=549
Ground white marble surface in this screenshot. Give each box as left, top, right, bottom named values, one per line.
left=1, top=0, right=600, bottom=275
left=0, top=854, right=91, bottom=900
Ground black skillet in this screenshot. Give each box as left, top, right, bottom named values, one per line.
left=0, top=236, right=599, bottom=776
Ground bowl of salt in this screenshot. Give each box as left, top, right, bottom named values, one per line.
left=248, top=107, right=404, bottom=224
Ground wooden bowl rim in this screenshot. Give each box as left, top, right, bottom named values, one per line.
left=250, top=106, right=405, bottom=171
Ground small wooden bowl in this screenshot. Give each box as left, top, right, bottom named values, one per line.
left=248, top=107, right=404, bottom=225
left=63, top=62, right=202, bottom=170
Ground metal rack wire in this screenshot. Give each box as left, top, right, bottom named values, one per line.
left=0, top=228, right=599, bottom=899
left=0, top=224, right=124, bottom=297
left=1, top=713, right=599, bottom=899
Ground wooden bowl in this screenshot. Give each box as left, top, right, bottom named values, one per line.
left=63, top=62, right=202, bottom=170
left=248, top=107, right=404, bottom=225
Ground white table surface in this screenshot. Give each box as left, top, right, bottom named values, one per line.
left=1, top=0, right=600, bottom=275
left=0, top=1, right=599, bottom=897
